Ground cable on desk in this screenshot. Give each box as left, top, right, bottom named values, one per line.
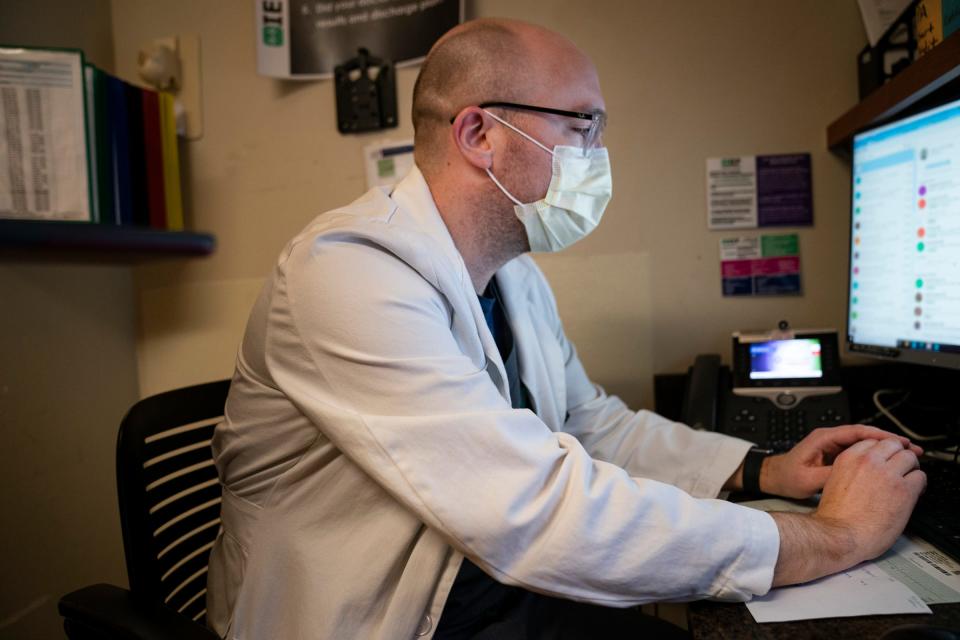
left=873, top=389, right=949, bottom=442
left=859, top=388, right=911, bottom=426
left=925, top=446, right=960, bottom=463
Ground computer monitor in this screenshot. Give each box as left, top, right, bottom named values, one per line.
left=847, top=94, right=960, bottom=370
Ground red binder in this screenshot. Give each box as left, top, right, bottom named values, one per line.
left=141, top=89, right=167, bottom=229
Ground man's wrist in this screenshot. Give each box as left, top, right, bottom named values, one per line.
left=743, top=448, right=773, bottom=494
left=770, top=512, right=859, bottom=586
left=759, top=453, right=783, bottom=496
left=812, top=513, right=859, bottom=565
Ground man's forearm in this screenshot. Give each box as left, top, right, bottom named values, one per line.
left=769, top=511, right=858, bottom=587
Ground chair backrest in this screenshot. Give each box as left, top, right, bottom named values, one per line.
left=116, top=379, right=231, bottom=627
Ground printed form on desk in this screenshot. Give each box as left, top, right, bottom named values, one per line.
left=740, top=498, right=960, bottom=623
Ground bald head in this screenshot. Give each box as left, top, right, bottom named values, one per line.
left=410, top=19, right=604, bottom=293
left=412, top=18, right=597, bottom=175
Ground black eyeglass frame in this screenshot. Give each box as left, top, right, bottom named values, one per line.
left=449, top=101, right=607, bottom=156
left=448, top=101, right=604, bottom=125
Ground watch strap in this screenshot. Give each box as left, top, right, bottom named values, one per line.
left=743, top=448, right=771, bottom=494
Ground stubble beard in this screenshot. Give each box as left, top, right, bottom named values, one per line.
left=481, top=135, right=551, bottom=261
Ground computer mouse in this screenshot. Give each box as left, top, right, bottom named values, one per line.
left=880, top=624, right=960, bottom=640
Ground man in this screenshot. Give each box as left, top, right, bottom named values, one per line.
left=206, top=18, right=925, bottom=639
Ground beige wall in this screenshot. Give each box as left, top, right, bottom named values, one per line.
left=0, top=4, right=133, bottom=639
left=0, top=265, right=136, bottom=639
left=114, top=1, right=866, bottom=410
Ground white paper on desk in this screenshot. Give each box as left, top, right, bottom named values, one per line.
left=739, top=498, right=934, bottom=622
left=740, top=498, right=960, bottom=606
left=876, top=535, right=960, bottom=604
left=746, top=564, right=931, bottom=623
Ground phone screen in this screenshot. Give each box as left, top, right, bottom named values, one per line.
left=749, top=339, right=823, bottom=380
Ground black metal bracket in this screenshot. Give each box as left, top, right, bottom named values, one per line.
left=334, top=48, right=398, bottom=134
left=857, top=0, right=920, bottom=99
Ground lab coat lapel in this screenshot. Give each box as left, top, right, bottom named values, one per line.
left=389, top=167, right=511, bottom=403
left=496, top=258, right=566, bottom=431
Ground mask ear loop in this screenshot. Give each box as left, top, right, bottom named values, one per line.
left=483, top=109, right=555, bottom=155
left=482, top=109, right=554, bottom=207
left=486, top=168, right=523, bottom=206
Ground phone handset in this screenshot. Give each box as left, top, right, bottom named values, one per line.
left=681, top=354, right=722, bottom=431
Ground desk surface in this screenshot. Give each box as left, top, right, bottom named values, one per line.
left=688, top=601, right=960, bottom=639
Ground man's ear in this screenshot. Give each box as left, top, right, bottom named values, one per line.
left=450, top=107, right=495, bottom=171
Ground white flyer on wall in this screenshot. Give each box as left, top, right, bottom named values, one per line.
left=707, top=156, right=757, bottom=229
left=0, top=47, right=91, bottom=221
left=364, top=139, right=414, bottom=190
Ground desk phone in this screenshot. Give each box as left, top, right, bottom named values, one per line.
left=682, top=327, right=851, bottom=451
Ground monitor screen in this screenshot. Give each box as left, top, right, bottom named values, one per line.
left=749, top=339, right=823, bottom=380
left=848, top=95, right=960, bottom=369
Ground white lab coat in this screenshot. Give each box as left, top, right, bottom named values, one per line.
left=206, top=166, right=780, bottom=639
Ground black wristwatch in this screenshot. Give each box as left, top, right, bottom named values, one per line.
left=743, top=448, right=773, bottom=494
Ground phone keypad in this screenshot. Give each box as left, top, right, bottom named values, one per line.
left=722, top=394, right=850, bottom=451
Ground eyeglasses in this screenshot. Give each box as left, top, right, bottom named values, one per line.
left=450, top=101, right=607, bottom=157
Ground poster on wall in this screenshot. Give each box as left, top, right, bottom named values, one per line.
left=720, top=233, right=802, bottom=296
left=706, top=153, right=813, bottom=230
left=256, top=0, right=464, bottom=79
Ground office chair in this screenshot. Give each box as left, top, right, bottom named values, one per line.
left=58, top=379, right=230, bottom=639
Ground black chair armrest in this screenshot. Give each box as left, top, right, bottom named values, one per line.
left=59, top=583, right=220, bottom=640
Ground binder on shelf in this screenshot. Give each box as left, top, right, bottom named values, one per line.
left=83, top=65, right=99, bottom=222
left=91, top=66, right=115, bottom=225
left=159, top=92, right=184, bottom=231
left=125, top=82, right=149, bottom=227
left=107, top=74, right=133, bottom=226
left=3, top=48, right=188, bottom=234
left=141, top=90, right=167, bottom=230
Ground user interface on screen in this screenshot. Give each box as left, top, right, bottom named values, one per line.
left=849, top=96, right=960, bottom=357
left=749, top=339, right=823, bottom=380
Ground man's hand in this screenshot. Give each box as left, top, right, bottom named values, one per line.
left=760, top=425, right=923, bottom=499
left=770, top=437, right=926, bottom=586
left=815, top=438, right=926, bottom=562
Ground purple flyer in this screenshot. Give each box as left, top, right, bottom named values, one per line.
left=756, top=153, right=813, bottom=227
